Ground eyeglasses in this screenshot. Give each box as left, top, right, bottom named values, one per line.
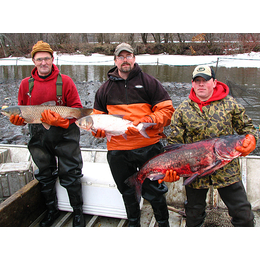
left=116, top=55, right=134, bottom=61
left=34, top=57, right=52, bottom=63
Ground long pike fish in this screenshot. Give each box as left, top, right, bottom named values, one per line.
left=125, top=135, right=245, bottom=202
left=76, top=114, right=156, bottom=141
left=1, top=101, right=93, bottom=129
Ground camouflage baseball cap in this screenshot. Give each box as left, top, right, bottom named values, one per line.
left=114, top=43, right=134, bottom=56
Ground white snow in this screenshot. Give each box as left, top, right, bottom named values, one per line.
left=1, top=51, right=260, bottom=68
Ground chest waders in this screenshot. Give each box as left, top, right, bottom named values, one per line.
left=28, top=73, right=63, bottom=105
left=27, top=74, right=85, bottom=226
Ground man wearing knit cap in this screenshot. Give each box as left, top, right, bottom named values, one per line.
left=9, top=41, right=86, bottom=227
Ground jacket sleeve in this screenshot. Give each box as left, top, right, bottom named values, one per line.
left=167, top=106, right=186, bottom=144
left=141, top=73, right=175, bottom=129
left=149, top=100, right=175, bottom=129
left=231, top=97, right=259, bottom=142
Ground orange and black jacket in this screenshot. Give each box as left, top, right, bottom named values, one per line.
left=93, top=63, right=175, bottom=150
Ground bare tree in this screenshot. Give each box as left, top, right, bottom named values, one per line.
left=151, top=33, right=161, bottom=43
left=141, top=33, right=148, bottom=44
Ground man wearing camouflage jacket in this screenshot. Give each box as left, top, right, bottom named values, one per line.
left=165, top=65, right=258, bottom=227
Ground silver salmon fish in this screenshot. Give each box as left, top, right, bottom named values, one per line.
left=1, top=101, right=93, bottom=129
left=125, top=135, right=245, bottom=202
left=75, top=114, right=156, bottom=141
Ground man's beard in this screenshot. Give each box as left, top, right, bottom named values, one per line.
left=119, top=62, right=132, bottom=73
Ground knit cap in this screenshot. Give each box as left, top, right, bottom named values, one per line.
left=31, top=41, right=53, bottom=58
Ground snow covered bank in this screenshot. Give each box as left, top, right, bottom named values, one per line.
left=1, top=52, right=260, bottom=68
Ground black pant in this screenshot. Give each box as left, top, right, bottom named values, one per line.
left=185, top=181, right=254, bottom=227
left=107, top=142, right=169, bottom=224
left=28, top=123, right=83, bottom=210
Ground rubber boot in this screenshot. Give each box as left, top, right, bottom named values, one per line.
left=65, top=178, right=85, bottom=227
left=123, top=191, right=141, bottom=227
left=184, top=200, right=207, bottom=227
left=40, top=209, right=61, bottom=227
left=142, top=181, right=169, bottom=227
left=150, top=195, right=170, bottom=227
left=73, top=206, right=86, bottom=227
left=125, top=201, right=141, bottom=227
left=38, top=172, right=60, bottom=227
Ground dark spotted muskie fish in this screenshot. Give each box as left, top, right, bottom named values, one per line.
left=125, top=135, right=245, bottom=202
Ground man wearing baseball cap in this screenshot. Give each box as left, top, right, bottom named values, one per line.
left=164, top=65, right=258, bottom=227
left=92, top=42, right=175, bottom=226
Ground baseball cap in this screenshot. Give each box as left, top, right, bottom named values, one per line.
left=192, top=65, right=215, bottom=81
left=114, top=43, right=134, bottom=56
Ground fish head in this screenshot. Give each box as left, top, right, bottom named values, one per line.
left=214, top=135, right=245, bottom=159
left=0, top=106, right=21, bottom=118
left=75, top=116, right=93, bottom=130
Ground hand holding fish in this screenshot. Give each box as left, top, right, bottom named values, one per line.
left=41, top=109, right=70, bottom=129
left=92, top=129, right=106, bottom=138
left=235, top=134, right=256, bottom=156
left=132, top=115, right=154, bottom=126
left=126, top=115, right=154, bottom=136
left=9, top=114, right=26, bottom=126
left=158, top=169, right=180, bottom=184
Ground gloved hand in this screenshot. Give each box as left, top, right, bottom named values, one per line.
left=132, top=115, right=154, bottom=126
left=158, top=169, right=180, bottom=184
left=236, top=134, right=256, bottom=156
left=125, top=126, right=139, bottom=136
left=41, top=109, right=69, bottom=129
left=9, top=114, right=26, bottom=126
left=126, top=116, right=154, bottom=136
left=92, top=129, right=106, bottom=138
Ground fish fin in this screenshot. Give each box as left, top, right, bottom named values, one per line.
left=199, top=160, right=222, bottom=177
left=122, top=133, right=127, bottom=140
left=163, top=143, right=183, bottom=152
left=40, top=101, right=56, bottom=106
left=148, top=173, right=165, bottom=181
left=183, top=174, right=199, bottom=186
left=42, top=123, right=51, bottom=130
left=125, top=173, right=143, bottom=203
left=139, top=123, right=157, bottom=138
left=81, top=108, right=93, bottom=117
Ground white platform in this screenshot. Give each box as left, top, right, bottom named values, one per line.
left=56, top=162, right=143, bottom=219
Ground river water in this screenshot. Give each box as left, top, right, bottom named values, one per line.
left=0, top=64, right=260, bottom=155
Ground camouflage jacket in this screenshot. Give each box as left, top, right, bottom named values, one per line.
left=167, top=95, right=258, bottom=189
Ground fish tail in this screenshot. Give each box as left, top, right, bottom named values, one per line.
left=139, top=123, right=156, bottom=139
left=125, top=173, right=143, bottom=203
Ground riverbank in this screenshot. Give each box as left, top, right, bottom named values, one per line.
left=1, top=51, right=260, bottom=68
